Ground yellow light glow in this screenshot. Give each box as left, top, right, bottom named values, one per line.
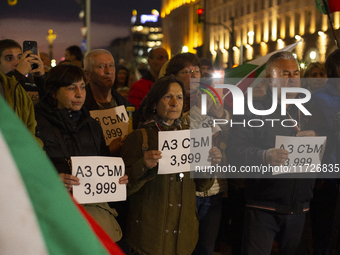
left=248, top=31, right=254, bottom=45
left=246, top=46, right=253, bottom=60
left=151, top=9, right=159, bottom=16
left=277, top=39, right=285, bottom=49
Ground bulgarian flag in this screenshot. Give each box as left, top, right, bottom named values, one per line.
left=0, top=95, right=124, bottom=255
left=223, top=40, right=301, bottom=109
left=316, top=0, right=340, bottom=14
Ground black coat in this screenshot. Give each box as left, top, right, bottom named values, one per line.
left=35, top=97, right=109, bottom=174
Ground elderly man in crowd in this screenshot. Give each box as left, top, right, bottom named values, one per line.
left=226, top=51, right=330, bottom=255
left=83, top=49, right=137, bottom=253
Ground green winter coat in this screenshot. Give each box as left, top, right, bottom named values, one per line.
left=121, top=121, right=214, bottom=255
left=0, top=71, right=37, bottom=136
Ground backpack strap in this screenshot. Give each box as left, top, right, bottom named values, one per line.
left=140, top=128, right=148, bottom=152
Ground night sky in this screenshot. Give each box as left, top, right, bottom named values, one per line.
left=0, top=0, right=161, bottom=61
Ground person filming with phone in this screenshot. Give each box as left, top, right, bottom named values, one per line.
left=0, top=39, right=46, bottom=101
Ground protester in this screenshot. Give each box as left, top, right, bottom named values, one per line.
left=65, top=45, right=83, bottom=68
left=83, top=49, right=137, bottom=132
left=227, top=51, right=330, bottom=255
left=34, top=64, right=128, bottom=242
left=128, top=47, right=169, bottom=109
left=200, top=58, right=213, bottom=78
left=165, top=52, right=229, bottom=255
left=113, top=65, right=130, bottom=90
left=0, top=70, right=37, bottom=136
left=83, top=49, right=137, bottom=252
left=309, top=50, right=340, bottom=255
left=302, top=62, right=327, bottom=94
left=121, top=76, right=221, bottom=255
left=0, top=39, right=45, bottom=100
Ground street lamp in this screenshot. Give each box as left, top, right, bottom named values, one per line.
left=46, top=29, right=57, bottom=61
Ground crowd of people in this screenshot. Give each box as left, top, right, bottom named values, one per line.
left=1, top=37, right=340, bottom=255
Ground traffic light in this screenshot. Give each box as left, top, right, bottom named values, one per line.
left=196, top=7, right=204, bottom=23
left=8, top=0, right=17, bottom=5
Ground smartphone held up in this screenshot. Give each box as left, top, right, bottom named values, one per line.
left=23, top=41, right=38, bottom=70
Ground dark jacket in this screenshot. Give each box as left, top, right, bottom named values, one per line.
left=310, top=80, right=340, bottom=165
left=35, top=96, right=109, bottom=173
left=121, top=120, right=214, bottom=255
left=227, top=89, right=331, bottom=214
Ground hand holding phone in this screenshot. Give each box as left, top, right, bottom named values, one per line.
left=23, top=41, right=38, bottom=70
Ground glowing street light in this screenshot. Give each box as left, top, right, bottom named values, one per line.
left=310, top=51, right=316, bottom=60
left=46, top=29, right=57, bottom=60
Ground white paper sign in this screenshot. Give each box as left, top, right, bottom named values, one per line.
left=158, top=129, right=212, bottom=174
left=273, top=135, right=327, bottom=175
left=71, top=156, right=126, bottom=204
left=90, top=106, right=129, bottom=146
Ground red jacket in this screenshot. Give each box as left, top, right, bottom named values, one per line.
left=128, top=72, right=154, bottom=109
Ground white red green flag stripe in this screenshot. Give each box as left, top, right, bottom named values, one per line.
left=223, top=41, right=301, bottom=108
left=316, top=0, right=340, bottom=14
left=0, top=95, right=124, bottom=255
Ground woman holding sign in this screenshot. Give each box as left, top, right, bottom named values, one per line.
left=35, top=64, right=128, bottom=242
left=121, top=76, right=221, bottom=255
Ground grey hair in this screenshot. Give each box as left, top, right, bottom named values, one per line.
left=83, top=49, right=113, bottom=72
left=266, top=51, right=298, bottom=75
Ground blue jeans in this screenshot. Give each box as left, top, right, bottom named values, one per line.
left=192, top=192, right=223, bottom=255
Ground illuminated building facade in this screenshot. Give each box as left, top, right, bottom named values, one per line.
left=161, top=0, right=340, bottom=68
left=131, top=10, right=164, bottom=65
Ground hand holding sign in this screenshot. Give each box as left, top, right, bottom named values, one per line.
left=265, top=148, right=289, bottom=166
left=209, top=146, right=222, bottom=165
left=144, top=150, right=162, bottom=169
left=59, top=173, right=80, bottom=192
left=109, top=135, right=127, bottom=156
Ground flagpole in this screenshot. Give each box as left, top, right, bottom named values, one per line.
left=322, top=0, right=340, bottom=48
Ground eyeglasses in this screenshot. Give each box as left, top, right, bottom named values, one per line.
left=178, top=69, right=200, bottom=75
